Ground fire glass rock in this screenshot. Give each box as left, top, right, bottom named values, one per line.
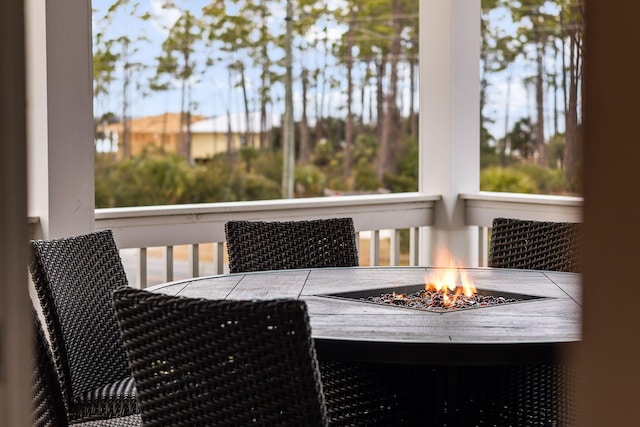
left=363, top=288, right=520, bottom=312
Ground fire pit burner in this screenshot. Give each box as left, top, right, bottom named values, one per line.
left=323, top=284, right=546, bottom=313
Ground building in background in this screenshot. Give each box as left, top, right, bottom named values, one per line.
left=103, top=113, right=206, bottom=159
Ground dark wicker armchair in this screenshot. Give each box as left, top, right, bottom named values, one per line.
left=29, top=230, right=139, bottom=423
left=224, top=218, right=437, bottom=424
left=33, top=313, right=69, bottom=427
left=483, top=217, right=580, bottom=425
left=225, top=218, right=359, bottom=273
left=33, top=312, right=141, bottom=427
left=112, top=287, right=328, bottom=427
left=489, top=217, right=582, bottom=273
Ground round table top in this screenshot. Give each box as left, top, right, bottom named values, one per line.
left=149, top=266, right=581, bottom=365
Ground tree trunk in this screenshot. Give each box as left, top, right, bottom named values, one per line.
left=344, top=9, right=355, bottom=185
left=179, top=76, right=188, bottom=159
left=259, top=4, right=270, bottom=151
left=298, top=68, right=311, bottom=164
left=282, top=0, right=294, bottom=198
left=121, top=66, right=130, bottom=159
left=377, top=0, right=403, bottom=182
left=375, top=59, right=385, bottom=148
left=564, top=29, right=582, bottom=190
left=535, top=35, right=546, bottom=165
left=239, top=64, right=252, bottom=148
left=409, top=56, right=417, bottom=138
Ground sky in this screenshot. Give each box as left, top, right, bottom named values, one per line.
left=92, top=0, right=569, bottom=142
left=92, top=0, right=353, bottom=123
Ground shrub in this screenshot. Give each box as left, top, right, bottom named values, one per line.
left=480, top=166, right=538, bottom=193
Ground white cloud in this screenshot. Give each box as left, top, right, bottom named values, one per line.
left=149, top=0, right=181, bottom=34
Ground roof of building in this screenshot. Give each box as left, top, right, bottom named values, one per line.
left=190, top=112, right=281, bottom=134
left=104, top=113, right=207, bottom=133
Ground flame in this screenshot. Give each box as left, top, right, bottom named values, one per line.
left=424, top=248, right=476, bottom=306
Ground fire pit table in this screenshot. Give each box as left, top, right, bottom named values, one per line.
left=150, top=266, right=581, bottom=426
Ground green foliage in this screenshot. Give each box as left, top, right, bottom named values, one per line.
left=351, top=133, right=378, bottom=165
left=187, top=155, right=235, bottom=203
left=252, top=149, right=282, bottom=183
left=96, top=149, right=286, bottom=207
left=294, top=165, right=327, bottom=197
left=384, top=135, right=418, bottom=193
left=547, top=133, right=565, bottom=169
left=481, top=163, right=572, bottom=195
left=96, top=149, right=194, bottom=207
left=480, top=166, right=538, bottom=193
left=238, top=147, right=260, bottom=173
left=230, top=171, right=281, bottom=201
left=515, top=163, right=568, bottom=194
left=354, top=161, right=380, bottom=191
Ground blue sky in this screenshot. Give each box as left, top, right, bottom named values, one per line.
left=92, top=0, right=352, bottom=123
left=92, top=1, right=568, bottom=142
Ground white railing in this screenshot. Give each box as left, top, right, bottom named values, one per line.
left=95, top=192, right=440, bottom=288
left=29, top=192, right=583, bottom=287
left=26, top=191, right=582, bottom=288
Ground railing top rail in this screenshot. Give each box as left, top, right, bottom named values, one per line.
left=95, top=192, right=440, bottom=249
left=95, top=192, right=440, bottom=219
left=460, top=191, right=583, bottom=206
left=461, top=191, right=583, bottom=227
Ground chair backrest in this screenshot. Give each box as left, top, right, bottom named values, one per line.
left=112, top=287, right=328, bottom=427
left=33, top=313, right=69, bottom=427
left=29, top=229, right=132, bottom=404
left=225, top=218, right=359, bottom=273
left=488, top=217, right=582, bottom=273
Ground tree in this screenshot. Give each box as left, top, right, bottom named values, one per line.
left=508, top=117, right=536, bottom=159
left=93, top=0, right=150, bottom=158
left=291, top=0, right=328, bottom=165
left=510, top=0, right=558, bottom=164
left=559, top=0, right=584, bottom=190
left=151, top=8, right=203, bottom=160
left=481, top=0, right=517, bottom=166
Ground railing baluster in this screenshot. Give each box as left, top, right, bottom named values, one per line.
left=390, top=229, right=400, bottom=266
left=189, top=244, right=199, bottom=278
left=478, top=226, right=489, bottom=267
left=163, top=245, right=174, bottom=282
left=370, top=230, right=380, bottom=266
left=137, top=247, right=147, bottom=289
left=213, top=242, right=224, bottom=275
left=409, top=227, right=419, bottom=266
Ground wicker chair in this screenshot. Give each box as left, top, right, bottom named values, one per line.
left=29, top=230, right=139, bottom=423
left=112, top=287, right=328, bottom=427
left=489, top=217, right=582, bottom=272
left=481, top=217, right=580, bottom=426
left=224, top=218, right=440, bottom=424
left=33, top=312, right=69, bottom=427
left=33, top=312, right=141, bottom=427
left=225, top=218, right=359, bottom=273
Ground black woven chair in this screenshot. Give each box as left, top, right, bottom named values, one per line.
left=29, top=230, right=139, bottom=423
left=33, top=312, right=141, bottom=427
left=224, top=218, right=444, bottom=424
left=481, top=217, right=580, bottom=426
left=489, top=217, right=582, bottom=272
left=112, top=287, right=328, bottom=427
left=225, top=218, right=359, bottom=273
left=33, top=312, right=69, bottom=427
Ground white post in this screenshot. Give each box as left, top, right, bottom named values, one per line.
left=1, top=0, right=31, bottom=423
left=26, top=0, right=95, bottom=239
left=419, top=0, right=480, bottom=266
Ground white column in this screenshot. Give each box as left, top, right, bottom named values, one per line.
left=26, top=0, right=94, bottom=239
left=1, top=0, right=31, bottom=423
left=419, top=0, right=480, bottom=266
